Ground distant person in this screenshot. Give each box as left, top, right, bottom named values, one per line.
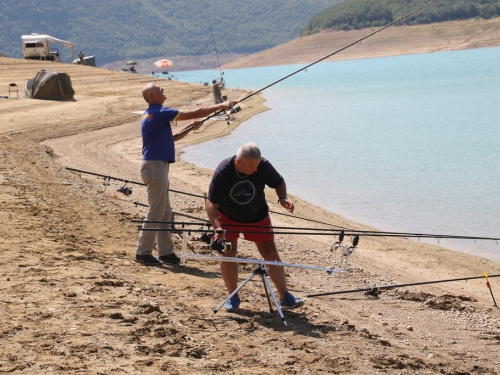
left=205, top=142, right=304, bottom=312
left=135, top=83, right=238, bottom=266
left=130, top=66, right=136, bottom=72
left=78, top=51, right=85, bottom=65
left=212, top=78, right=224, bottom=104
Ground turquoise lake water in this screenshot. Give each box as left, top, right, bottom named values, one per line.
left=172, top=47, right=500, bottom=262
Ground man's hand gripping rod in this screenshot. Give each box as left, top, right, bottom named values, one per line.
left=173, top=104, right=242, bottom=140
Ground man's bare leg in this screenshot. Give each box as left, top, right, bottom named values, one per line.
left=220, top=240, right=239, bottom=294
left=255, top=240, right=288, bottom=299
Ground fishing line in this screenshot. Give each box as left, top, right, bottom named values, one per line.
left=208, top=15, right=224, bottom=83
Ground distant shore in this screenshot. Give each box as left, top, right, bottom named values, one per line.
left=222, top=18, right=500, bottom=69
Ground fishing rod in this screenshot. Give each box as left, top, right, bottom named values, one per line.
left=117, top=200, right=211, bottom=223
left=175, top=0, right=439, bottom=137
left=65, top=167, right=205, bottom=199
left=133, top=220, right=500, bottom=243
left=267, top=210, right=495, bottom=241
left=208, top=15, right=224, bottom=84
left=68, top=167, right=500, bottom=243
left=65, top=166, right=352, bottom=229
left=65, top=167, right=352, bottom=228
left=484, top=273, right=499, bottom=309
left=307, top=273, right=500, bottom=298
left=172, top=16, right=230, bottom=140
left=269, top=210, right=346, bottom=229
left=236, top=0, right=438, bottom=104
left=138, top=226, right=345, bottom=236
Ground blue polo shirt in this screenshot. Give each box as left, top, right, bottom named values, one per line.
left=141, top=104, right=180, bottom=161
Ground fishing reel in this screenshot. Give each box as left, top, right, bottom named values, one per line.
left=195, top=229, right=231, bottom=253
left=226, top=105, right=241, bottom=115
left=210, top=239, right=232, bottom=254
left=117, top=184, right=132, bottom=196
left=209, top=232, right=232, bottom=254
left=225, top=105, right=242, bottom=125
left=197, top=229, right=212, bottom=244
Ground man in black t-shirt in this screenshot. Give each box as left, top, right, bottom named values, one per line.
left=206, top=142, right=304, bottom=312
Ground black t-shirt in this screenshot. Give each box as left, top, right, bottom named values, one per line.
left=208, top=156, right=284, bottom=223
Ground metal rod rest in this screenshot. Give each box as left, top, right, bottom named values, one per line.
left=180, top=252, right=346, bottom=275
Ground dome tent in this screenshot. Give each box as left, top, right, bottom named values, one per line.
left=24, top=70, right=75, bottom=101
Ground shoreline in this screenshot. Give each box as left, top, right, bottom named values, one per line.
left=2, top=55, right=499, bottom=271
left=2, top=49, right=500, bottom=372
left=178, top=112, right=500, bottom=265
left=175, top=62, right=500, bottom=265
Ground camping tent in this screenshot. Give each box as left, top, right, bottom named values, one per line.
left=24, top=70, right=75, bottom=101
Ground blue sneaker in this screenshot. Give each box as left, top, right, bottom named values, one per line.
left=280, top=292, right=304, bottom=309
left=224, top=295, right=241, bottom=312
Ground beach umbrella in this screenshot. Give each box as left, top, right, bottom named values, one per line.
left=126, top=61, right=137, bottom=66
left=154, top=59, right=174, bottom=68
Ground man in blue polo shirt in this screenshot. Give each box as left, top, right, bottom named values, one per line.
left=136, top=83, right=237, bottom=265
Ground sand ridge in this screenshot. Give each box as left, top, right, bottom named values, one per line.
left=222, top=18, right=500, bottom=69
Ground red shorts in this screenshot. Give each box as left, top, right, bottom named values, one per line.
left=218, top=211, right=274, bottom=242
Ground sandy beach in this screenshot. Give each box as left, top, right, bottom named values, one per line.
left=1, top=23, right=500, bottom=374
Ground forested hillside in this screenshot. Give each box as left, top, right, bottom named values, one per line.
left=300, top=0, right=500, bottom=35
left=0, top=0, right=340, bottom=65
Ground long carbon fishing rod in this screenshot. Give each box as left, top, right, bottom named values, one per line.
left=139, top=227, right=346, bottom=236
left=269, top=210, right=346, bottom=229
left=66, top=167, right=349, bottom=228
left=233, top=0, right=438, bottom=105
left=68, top=167, right=500, bottom=242
left=67, top=167, right=343, bottom=227
left=133, top=220, right=500, bottom=242
left=65, top=167, right=204, bottom=199
left=307, top=274, right=500, bottom=297
left=176, top=0, right=439, bottom=136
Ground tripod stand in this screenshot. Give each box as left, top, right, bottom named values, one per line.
left=210, top=264, right=288, bottom=326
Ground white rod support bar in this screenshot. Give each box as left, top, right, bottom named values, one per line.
left=180, top=252, right=347, bottom=275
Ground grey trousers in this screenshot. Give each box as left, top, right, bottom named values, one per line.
left=136, top=160, right=174, bottom=256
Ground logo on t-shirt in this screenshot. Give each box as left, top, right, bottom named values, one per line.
left=230, top=180, right=255, bottom=205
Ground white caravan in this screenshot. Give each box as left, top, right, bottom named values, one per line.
left=21, top=34, right=74, bottom=62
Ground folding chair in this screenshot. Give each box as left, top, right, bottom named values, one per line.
left=8, top=83, right=18, bottom=99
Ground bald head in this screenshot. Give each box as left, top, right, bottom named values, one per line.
left=142, top=83, right=165, bottom=105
